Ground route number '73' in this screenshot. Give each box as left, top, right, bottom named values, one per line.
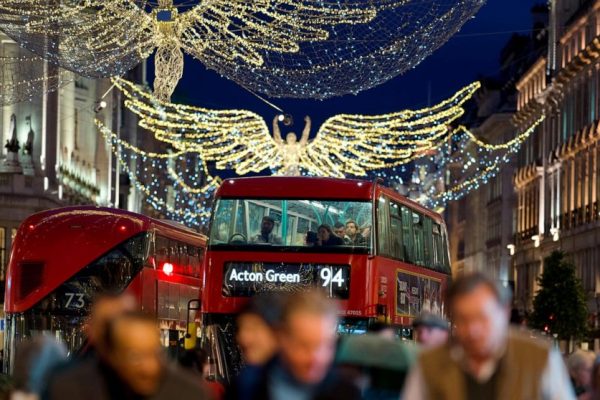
left=64, top=293, right=85, bottom=309
left=319, top=267, right=345, bottom=288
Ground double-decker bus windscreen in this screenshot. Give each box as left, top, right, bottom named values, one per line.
left=5, top=233, right=148, bottom=356
left=210, top=199, right=373, bottom=252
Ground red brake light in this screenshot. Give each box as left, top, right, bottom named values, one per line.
left=162, top=262, right=174, bottom=276
left=28, top=224, right=34, bottom=230
left=119, top=225, right=127, bottom=232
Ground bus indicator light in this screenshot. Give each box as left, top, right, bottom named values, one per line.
left=162, top=262, right=174, bottom=276
left=118, top=225, right=127, bottom=232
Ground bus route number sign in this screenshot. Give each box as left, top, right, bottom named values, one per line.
left=223, top=262, right=350, bottom=299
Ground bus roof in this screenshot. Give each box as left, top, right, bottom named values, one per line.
left=217, top=176, right=375, bottom=200
left=6, top=206, right=206, bottom=313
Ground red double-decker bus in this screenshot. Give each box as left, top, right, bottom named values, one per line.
left=203, top=176, right=452, bottom=374
left=3, top=206, right=206, bottom=372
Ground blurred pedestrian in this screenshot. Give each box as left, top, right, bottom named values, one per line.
left=82, top=291, right=137, bottom=357
left=46, top=291, right=137, bottom=397
left=412, top=312, right=449, bottom=349
left=402, top=272, right=576, bottom=399
left=229, top=290, right=361, bottom=400
left=10, top=336, right=67, bottom=400
left=48, top=311, right=210, bottom=399
left=236, top=294, right=282, bottom=367
left=568, top=350, right=596, bottom=399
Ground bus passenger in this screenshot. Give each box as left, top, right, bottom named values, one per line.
left=333, top=222, right=347, bottom=241
left=250, top=216, right=282, bottom=245
left=316, top=224, right=345, bottom=246
left=345, top=220, right=366, bottom=246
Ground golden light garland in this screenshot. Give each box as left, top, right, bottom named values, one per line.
left=111, top=77, right=481, bottom=178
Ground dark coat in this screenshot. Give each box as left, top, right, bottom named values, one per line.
left=227, top=358, right=361, bottom=400
left=46, top=357, right=210, bottom=400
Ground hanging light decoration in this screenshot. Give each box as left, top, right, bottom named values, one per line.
left=97, top=119, right=219, bottom=227
left=0, top=0, right=485, bottom=100
left=110, top=77, right=481, bottom=178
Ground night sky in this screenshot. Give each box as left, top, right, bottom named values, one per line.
left=154, top=0, right=540, bottom=135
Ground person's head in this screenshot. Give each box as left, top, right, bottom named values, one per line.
left=412, top=313, right=449, bottom=349
left=277, top=290, right=339, bottom=384
left=86, top=291, right=137, bottom=352
left=286, top=132, right=298, bottom=144
left=317, top=224, right=333, bottom=242
left=345, top=220, right=358, bottom=238
left=261, top=216, right=275, bottom=235
left=447, top=272, right=512, bottom=362
left=236, top=293, right=283, bottom=366
left=568, top=350, right=596, bottom=388
left=104, top=312, right=164, bottom=396
left=333, top=222, right=345, bottom=238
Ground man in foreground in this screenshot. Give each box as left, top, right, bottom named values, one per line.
left=402, top=272, right=575, bottom=399
left=231, top=290, right=361, bottom=400
left=48, top=312, right=209, bottom=399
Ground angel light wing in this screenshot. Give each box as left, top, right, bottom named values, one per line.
left=0, top=1, right=155, bottom=77
left=113, top=78, right=280, bottom=175
left=301, top=81, right=481, bottom=177
left=179, top=0, right=376, bottom=67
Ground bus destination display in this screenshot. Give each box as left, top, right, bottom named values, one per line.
left=222, top=262, right=350, bottom=299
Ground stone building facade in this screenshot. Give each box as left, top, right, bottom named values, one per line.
left=512, top=0, right=600, bottom=325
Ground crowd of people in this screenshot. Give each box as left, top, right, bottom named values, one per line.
left=4, top=272, right=600, bottom=399
left=250, top=215, right=369, bottom=247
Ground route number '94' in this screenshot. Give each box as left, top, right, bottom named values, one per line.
left=319, top=267, right=345, bottom=288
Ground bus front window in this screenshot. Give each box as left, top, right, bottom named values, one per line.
left=210, top=199, right=372, bottom=251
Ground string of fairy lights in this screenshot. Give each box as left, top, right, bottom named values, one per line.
left=95, top=78, right=542, bottom=224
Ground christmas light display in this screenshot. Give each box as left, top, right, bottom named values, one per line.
left=0, top=0, right=485, bottom=99
left=97, top=81, right=540, bottom=225
left=112, top=77, right=481, bottom=178
left=0, top=54, right=71, bottom=105
left=416, top=116, right=545, bottom=209
left=97, top=120, right=219, bottom=226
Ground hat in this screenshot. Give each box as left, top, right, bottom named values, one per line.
left=412, top=312, right=449, bottom=331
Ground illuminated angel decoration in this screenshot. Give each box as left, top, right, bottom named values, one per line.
left=273, top=116, right=311, bottom=176
left=0, top=0, right=485, bottom=100
left=0, top=0, right=377, bottom=101
left=110, top=78, right=481, bottom=178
